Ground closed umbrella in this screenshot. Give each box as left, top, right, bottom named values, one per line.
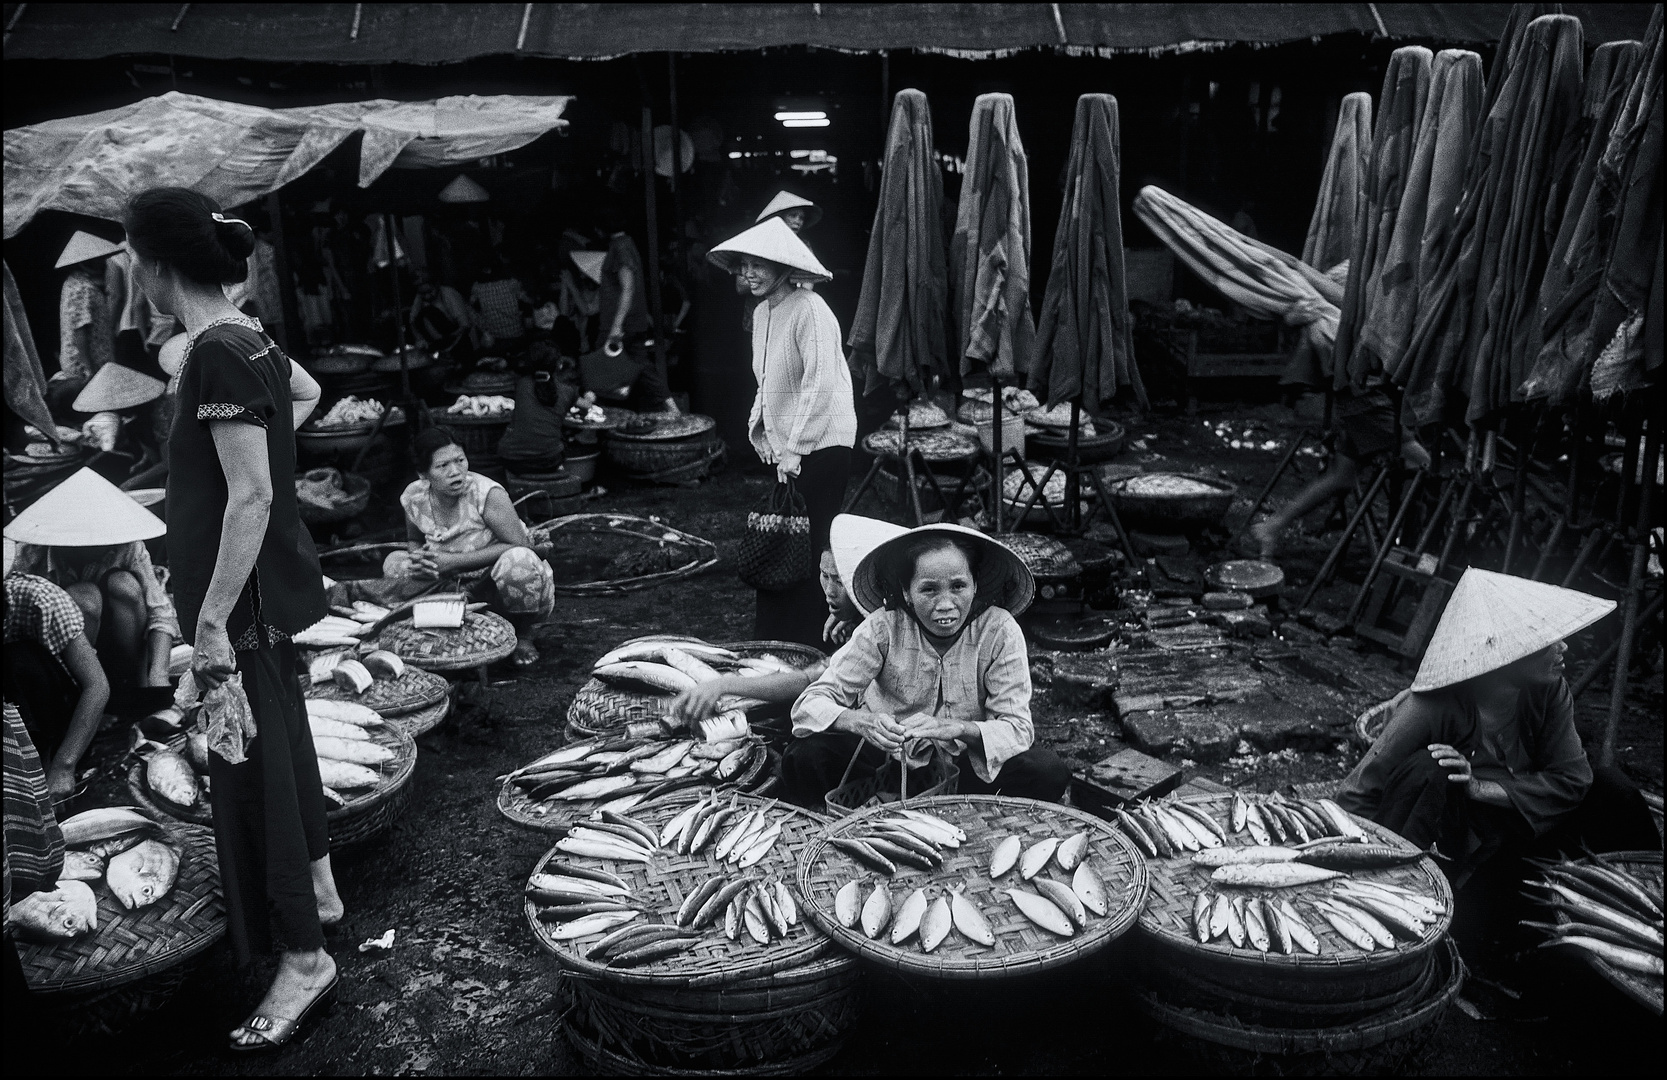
left=950, top=93, right=1034, bottom=531
left=1030, top=94, right=1144, bottom=412
left=849, top=88, right=948, bottom=400
left=1302, top=91, right=1373, bottom=276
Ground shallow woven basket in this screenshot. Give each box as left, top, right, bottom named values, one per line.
left=1108, top=472, right=1238, bottom=530
left=824, top=753, right=959, bottom=818
left=1552, top=851, right=1662, bottom=1016
left=566, top=677, right=675, bottom=737
left=557, top=949, right=861, bottom=1076
left=1137, top=937, right=1464, bottom=1076
left=1133, top=793, right=1453, bottom=1006
left=525, top=792, right=833, bottom=987
left=539, top=515, right=720, bottom=597
left=608, top=413, right=718, bottom=442
left=128, top=721, right=419, bottom=849
left=306, top=665, right=451, bottom=717
left=17, top=813, right=224, bottom=1038
left=498, top=748, right=783, bottom=834
left=368, top=610, right=518, bottom=671
left=387, top=695, right=450, bottom=739
left=296, top=471, right=372, bottom=526
left=437, top=412, right=511, bottom=459
left=798, top=794, right=1149, bottom=980
left=604, top=435, right=725, bottom=483
left=1027, top=421, right=1126, bottom=464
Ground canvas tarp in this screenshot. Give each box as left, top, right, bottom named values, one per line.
left=3, top=91, right=572, bottom=238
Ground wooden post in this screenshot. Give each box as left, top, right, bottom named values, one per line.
left=990, top=377, right=1004, bottom=533
left=1601, top=406, right=1659, bottom=767
left=668, top=53, right=683, bottom=242
left=264, top=191, right=303, bottom=355
left=641, top=105, right=669, bottom=399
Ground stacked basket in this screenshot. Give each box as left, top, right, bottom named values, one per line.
left=306, top=665, right=452, bottom=739
left=526, top=793, right=862, bottom=1074
left=1128, top=793, right=1462, bottom=1074
left=603, top=414, right=724, bottom=484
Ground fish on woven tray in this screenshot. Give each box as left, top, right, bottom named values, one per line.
left=1116, top=473, right=1223, bottom=497
left=106, top=838, right=182, bottom=910
left=863, top=427, right=978, bottom=461
left=1521, top=854, right=1663, bottom=977
left=131, top=732, right=199, bottom=809
left=7, top=879, right=99, bottom=940
left=373, top=612, right=513, bottom=660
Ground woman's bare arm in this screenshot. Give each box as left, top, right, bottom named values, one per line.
left=288, top=359, right=321, bottom=428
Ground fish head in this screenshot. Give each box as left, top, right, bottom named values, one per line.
left=106, top=840, right=180, bottom=910
left=57, top=880, right=100, bottom=934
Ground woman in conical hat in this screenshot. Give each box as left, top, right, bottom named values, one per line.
left=734, top=192, right=824, bottom=334
left=1339, top=568, right=1659, bottom=888
left=5, top=468, right=178, bottom=715
left=707, top=218, right=856, bottom=651
left=785, top=522, right=1069, bottom=808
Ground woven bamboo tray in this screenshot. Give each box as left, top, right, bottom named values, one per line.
left=798, top=794, right=1148, bottom=979
left=1137, top=937, right=1464, bottom=1076
left=566, top=678, right=676, bottom=737
left=18, top=812, right=224, bottom=1034
left=368, top=610, right=518, bottom=671
left=128, top=721, right=419, bottom=849
left=862, top=428, right=980, bottom=463
left=306, top=665, right=450, bottom=717
left=525, top=792, right=832, bottom=986
left=498, top=748, right=782, bottom=834
left=1133, top=794, right=1452, bottom=991
left=387, top=695, right=450, bottom=739
left=538, top=515, right=720, bottom=597
left=608, top=413, right=718, bottom=441
left=1553, top=851, right=1662, bottom=1016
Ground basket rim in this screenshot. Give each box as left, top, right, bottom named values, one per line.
left=387, top=694, right=450, bottom=738
left=1027, top=420, right=1127, bottom=446
left=525, top=791, right=835, bottom=987
left=369, top=609, right=518, bottom=671
left=1133, top=792, right=1454, bottom=971
left=796, top=793, right=1149, bottom=980
left=605, top=413, right=718, bottom=442
left=305, top=664, right=450, bottom=717
left=861, top=428, right=982, bottom=463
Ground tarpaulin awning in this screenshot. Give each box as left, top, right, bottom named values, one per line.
left=3, top=91, right=572, bottom=238
left=2, top=5, right=1654, bottom=63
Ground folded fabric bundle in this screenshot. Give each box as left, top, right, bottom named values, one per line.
left=1302, top=92, right=1373, bottom=276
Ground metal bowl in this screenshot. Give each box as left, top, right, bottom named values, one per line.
left=297, top=412, right=407, bottom=454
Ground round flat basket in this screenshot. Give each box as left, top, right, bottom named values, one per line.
left=1205, top=559, right=1285, bottom=599
left=798, top=794, right=1149, bottom=980
left=436, top=412, right=512, bottom=459
left=306, top=665, right=450, bottom=717
left=609, top=413, right=717, bottom=442
left=567, top=678, right=675, bottom=737
left=564, top=405, right=637, bottom=432
left=17, top=812, right=224, bottom=1037
left=1133, top=793, right=1453, bottom=1006
left=604, top=434, right=725, bottom=483
left=1027, top=421, right=1126, bottom=464
left=309, top=353, right=371, bottom=376
left=387, top=694, right=450, bottom=739
left=1136, top=937, right=1464, bottom=1076
left=1552, top=851, right=1662, bottom=1016
left=862, top=428, right=980, bottom=463
left=995, top=533, right=1083, bottom=580
left=539, top=515, right=720, bottom=597
left=128, top=722, right=419, bottom=849
left=525, top=792, right=833, bottom=986
left=1109, top=473, right=1238, bottom=530
left=367, top=610, right=518, bottom=671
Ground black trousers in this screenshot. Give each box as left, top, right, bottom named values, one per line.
left=778, top=730, right=1071, bottom=811
left=209, top=638, right=331, bottom=964
left=1, top=639, right=80, bottom=765
left=753, top=445, right=852, bottom=650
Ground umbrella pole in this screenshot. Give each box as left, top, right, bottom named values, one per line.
left=1532, top=405, right=1582, bottom=581
left=900, top=407, right=925, bottom=525
left=990, top=377, right=1004, bottom=533
left=1601, top=400, right=1659, bottom=767
left=1066, top=399, right=1082, bottom=533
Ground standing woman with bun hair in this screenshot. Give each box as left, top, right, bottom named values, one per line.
left=125, top=188, right=341, bottom=1052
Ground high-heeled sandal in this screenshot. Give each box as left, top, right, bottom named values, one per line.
left=228, top=974, right=338, bottom=1053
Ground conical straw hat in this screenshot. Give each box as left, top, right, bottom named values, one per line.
left=830, top=514, right=909, bottom=616
left=72, top=361, right=166, bottom=412
left=756, top=190, right=822, bottom=228
left=705, top=217, right=831, bottom=282
left=57, top=230, right=123, bottom=268
left=853, top=523, right=1035, bottom=620
left=438, top=174, right=490, bottom=203
left=4, top=467, right=166, bottom=547
left=570, top=250, right=606, bottom=285
left=1412, top=568, right=1616, bottom=691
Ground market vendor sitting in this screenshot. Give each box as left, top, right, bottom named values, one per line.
left=334, top=428, right=554, bottom=667
left=782, top=523, right=1070, bottom=808
left=5, top=467, right=176, bottom=712
left=1338, top=569, right=1660, bottom=897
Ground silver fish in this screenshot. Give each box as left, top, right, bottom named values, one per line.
left=137, top=738, right=199, bottom=808
left=60, top=850, right=105, bottom=882
left=106, top=839, right=181, bottom=910
left=7, top=880, right=98, bottom=940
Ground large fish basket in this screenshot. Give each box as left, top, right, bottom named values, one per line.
left=306, top=665, right=452, bottom=739
left=525, top=792, right=861, bottom=1074
left=128, top=721, right=418, bottom=850
left=797, top=794, right=1149, bottom=980
left=1131, top=793, right=1453, bottom=1021
left=1106, top=472, right=1238, bottom=531
left=1135, top=937, right=1464, bottom=1076
left=1552, top=850, right=1662, bottom=1016
left=16, top=812, right=225, bottom=1040
left=365, top=610, right=518, bottom=672
left=1027, top=420, right=1126, bottom=465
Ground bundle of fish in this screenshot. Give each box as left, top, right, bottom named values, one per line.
left=505, top=732, right=776, bottom=818
left=7, top=808, right=184, bottom=941
left=834, top=880, right=994, bottom=953
left=1522, top=853, right=1664, bottom=978
left=988, top=829, right=1109, bottom=939
left=589, top=636, right=798, bottom=703
left=1189, top=879, right=1441, bottom=954
left=680, top=874, right=800, bottom=949
left=1113, top=792, right=1366, bottom=858
left=527, top=863, right=646, bottom=941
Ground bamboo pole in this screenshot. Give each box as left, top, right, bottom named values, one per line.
left=641, top=105, right=668, bottom=399
left=1601, top=405, right=1659, bottom=767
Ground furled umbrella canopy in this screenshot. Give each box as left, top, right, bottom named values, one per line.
left=950, top=93, right=1034, bottom=382
left=849, top=89, right=948, bottom=398
left=1302, top=91, right=1373, bottom=276
left=1029, top=94, right=1144, bottom=410
left=1521, top=34, right=1649, bottom=403
left=1333, top=45, right=1433, bottom=393
left=3, top=261, right=59, bottom=446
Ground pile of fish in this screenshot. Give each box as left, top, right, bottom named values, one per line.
left=505, top=732, right=777, bottom=819
left=1113, top=792, right=1367, bottom=859
left=1189, top=880, right=1441, bottom=954
left=1522, top=853, right=1664, bottom=979
left=136, top=699, right=393, bottom=811
left=590, top=636, right=799, bottom=705
left=835, top=880, right=993, bottom=953
left=7, top=808, right=183, bottom=942
left=659, top=794, right=788, bottom=866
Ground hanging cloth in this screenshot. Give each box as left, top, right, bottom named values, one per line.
left=1302, top=92, right=1373, bottom=275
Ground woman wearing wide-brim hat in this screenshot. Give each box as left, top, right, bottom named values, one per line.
left=1339, top=569, right=1660, bottom=891
left=785, top=522, right=1070, bottom=808
left=707, top=217, right=857, bottom=650
left=5, top=467, right=178, bottom=715
left=737, top=192, right=824, bottom=332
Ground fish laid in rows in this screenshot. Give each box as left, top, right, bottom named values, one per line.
left=7, top=880, right=98, bottom=940
left=107, top=838, right=181, bottom=910
left=316, top=758, right=382, bottom=791
left=1008, top=888, right=1075, bottom=937
left=592, top=661, right=698, bottom=695
left=950, top=888, right=995, bottom=947
left=1211, top=863, right=1345, bottom=889
left=312, top=736, right=395, bottom=766
left=304, top=699, right=383, bottom=727
left=989, top=835, right=1022, bottom=878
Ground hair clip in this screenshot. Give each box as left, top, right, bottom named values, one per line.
left=211, top=212, right=252, bottom=230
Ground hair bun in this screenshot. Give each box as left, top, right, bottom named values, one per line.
left=213, top=215, right=257, bottom=261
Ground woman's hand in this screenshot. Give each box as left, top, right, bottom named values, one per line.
left=901, top=713, right=971, bottom=743
left=407, top=549, right=441, bottom=580
left=1427, top=743, right=1472, bottom=785
left=823, top=611, right=855, bottom=647
left=671, top=681, right=728, bottom=725
left=193, top=622, right=237, bottom=692
left=835, top=710, right=907, bottom=755
left=46, top=764, right=76, bottom=804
